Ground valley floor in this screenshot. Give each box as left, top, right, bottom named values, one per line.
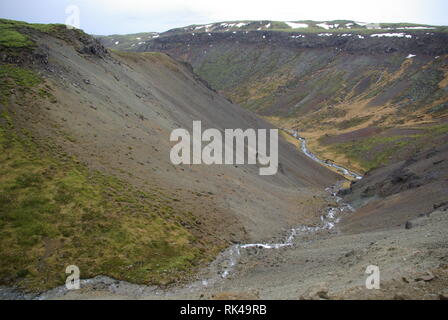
left=27, top=207, right=448, bottom=300
left=1, top=136, right=445, bottom=299
left=1, top=126, right=446, bottom=300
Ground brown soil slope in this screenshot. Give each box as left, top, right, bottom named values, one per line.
left=122, top=26, right=448, bottom=176
left=2, top=24, right=340, bottom=244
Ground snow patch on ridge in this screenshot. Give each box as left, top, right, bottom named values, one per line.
left=317, top=22, right=334, bottom=30
left=235, top=22, right=249, bottom=28
left=371, top=33, right=412, bottom=38
left=397, top=26, right=435, bottom=30
left=220, top=22, right=249, bottom=29
left=286, top=22, right=309, bottom=29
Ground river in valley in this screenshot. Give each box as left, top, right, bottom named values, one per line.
left=2, top=132, right=363, bottom=299
left=285, top=129, right=363, bottom=180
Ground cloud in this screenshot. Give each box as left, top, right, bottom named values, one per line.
left=78, top=0, right=433, bottom=30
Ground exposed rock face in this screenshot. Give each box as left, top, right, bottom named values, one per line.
left=118, top=28, right=448, bottom=125
left=1, top=25, right=108, bottom=67
left=141, top=31, right=448, bottom=56
left=76, top=33, right=108, bottom=57
left=342, top=145, right=448, bottom=200
left=340, top=143, right=448, bottom=233
left=358, top=167, right=422, bottom=198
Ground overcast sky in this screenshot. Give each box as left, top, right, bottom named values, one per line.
left=1, top=0, right=447, bottom=35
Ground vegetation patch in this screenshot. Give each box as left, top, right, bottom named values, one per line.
left=327, top=124, right=448, bottom=171
left=429, top=102, right=448, bottom=115
left=0, top=18, right=84, bottom=51
left=0, top=25, right=33, bottom=48
left=0, top=64, right=42, bottom=105
left=0, top=19, right=49, bottom=48
left=0, top=60, right=221, bottom=292
left=336, top=115, right=373, bottom=130
left=0, top=122, right=218, bottom=292
left=392, top=67, right=444, bottom=110
left=328, top=134, right=420, bottom=171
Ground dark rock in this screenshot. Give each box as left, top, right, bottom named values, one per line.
left=77, top=35, right=108, bottom=57
left=300, top=283, right=330, bottom=300
left=425, top=149, right=439, bottom=159
left=345, top=250, right=355, bottom=257
left=361, top=186, right=374, bottom=198
left=390, top=168, right=418, bottom=185
left=434, top=201, right=448, bottom=210
left=142, top=30, right=448, bottom=56
left=32, top=48, right=49, bottom=65
left=439, top=290, right=448, bottom=300
left=414, top=271, right=435, bottom=282
left=393, top=293, right=409, bottom=300
left=337, top=188, right=352, bottom=197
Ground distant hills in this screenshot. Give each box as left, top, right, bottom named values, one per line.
left=97, top=20, right=448, bottom=51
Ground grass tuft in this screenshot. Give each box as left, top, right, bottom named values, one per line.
left=0, top=64, right=42, bottom=105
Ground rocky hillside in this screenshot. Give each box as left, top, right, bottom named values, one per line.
left=103, top=20, right=448, bottom=175
left=98, top=19, right=448, bottom=239
left=339, top=134, right=448, bottom=233
left=0, top=19, right=342, bottom=292
left=2, top=18, right=447, bottom=300
left=98, top=19, right=448, bottom=51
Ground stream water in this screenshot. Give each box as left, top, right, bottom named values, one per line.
left=195, top=182, right=355, bottom=289
left=180, top=130, right=362, bottom=290
left=2, top=132, right=362, bottom=299
left=285, top=129, right=363, bottom=180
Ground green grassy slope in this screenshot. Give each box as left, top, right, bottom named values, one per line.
left=0, top=20, right=223, bottom=292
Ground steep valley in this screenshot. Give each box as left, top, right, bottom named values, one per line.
left=102, top=20, right=448, bottom=252
left=118, top=20, right=448, bottom=176
left=0, top=19, right=339, bottom=293
left=0, top=18, right=447, bottom=300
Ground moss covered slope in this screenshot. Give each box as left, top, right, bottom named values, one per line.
left=0, top=22, right=222, bottom=292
